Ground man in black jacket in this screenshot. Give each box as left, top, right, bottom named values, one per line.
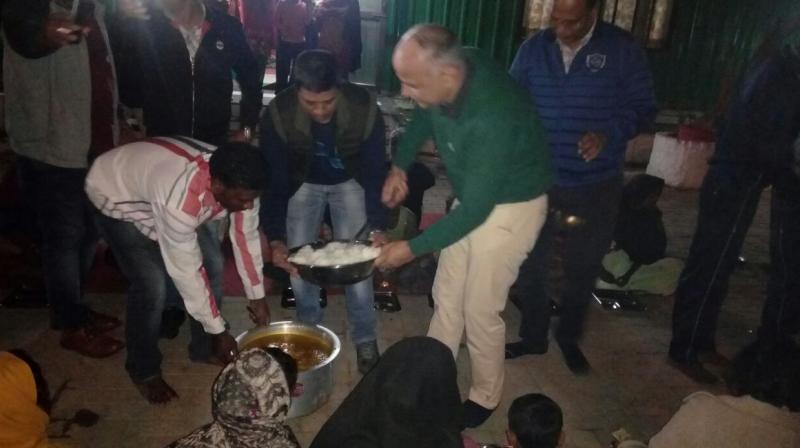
left=669, top=43, right=800, bottom=384
left=116, top=0, right=262, bottom=146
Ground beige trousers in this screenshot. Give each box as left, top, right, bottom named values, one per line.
left=427, top=195, right=548, bottom=409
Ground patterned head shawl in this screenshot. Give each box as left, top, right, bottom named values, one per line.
left=167, top=348, right=299, bottom=448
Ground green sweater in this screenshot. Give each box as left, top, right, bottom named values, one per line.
left=394, top=49, right=553, bottom=256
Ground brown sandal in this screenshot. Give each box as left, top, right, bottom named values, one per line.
left=86, top=310, right=123, bottom=333
left=60, top=328, right=125, bottom=358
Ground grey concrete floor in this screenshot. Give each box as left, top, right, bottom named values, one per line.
left=0, top=172, right=773, bottom=447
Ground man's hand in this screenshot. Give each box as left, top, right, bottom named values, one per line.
left=247, top=298, right=271, bottom=326
left=118, top=121, right=145, bottom=145
left=44, top=13, right=88, bottom=49
left=381, top=166, right=409, bottom=208
left=369, top=230, right=389, bottom=247
left=211, top=331, right=238, bottom=364
left=270, top=240, right=298, bottom=277
left=375, top=240, right=415, bottom=269
left=118, top=0, right=151, bottom=20
left=577, top=132, right=608, bottom=162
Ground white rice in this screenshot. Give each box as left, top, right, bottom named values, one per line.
left=289, top=242, right=380, bottom=267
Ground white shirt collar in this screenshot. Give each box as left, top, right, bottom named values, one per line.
left=557, top=20, right=597, bottom=73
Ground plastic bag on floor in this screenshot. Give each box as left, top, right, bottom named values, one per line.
left=595, top=249, right=684, bottom=296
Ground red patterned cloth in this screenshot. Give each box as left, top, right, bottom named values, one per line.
left=230, top=0, right=276, bottom=58
left=83, top=1, right=117, bottom=158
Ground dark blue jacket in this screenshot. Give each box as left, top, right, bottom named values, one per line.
left=510, top=22, right=657, bottom=187
left=712, top=47, right=800, bottom=194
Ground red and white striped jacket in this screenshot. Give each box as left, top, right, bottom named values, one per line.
left=85, top=137, right=264, bottom=334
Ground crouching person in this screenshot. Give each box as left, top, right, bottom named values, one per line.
left=85, top=138, right=278, bottom=403
left=260, top=50, right=388, bottom=374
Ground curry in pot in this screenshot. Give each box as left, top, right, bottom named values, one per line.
left=243, top=332, right=332, bottom=371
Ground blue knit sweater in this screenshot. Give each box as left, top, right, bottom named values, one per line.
left=510, top=22, right=657, bottom=187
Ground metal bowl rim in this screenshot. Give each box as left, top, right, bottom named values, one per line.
left=235, top=321, right=341, bottom=372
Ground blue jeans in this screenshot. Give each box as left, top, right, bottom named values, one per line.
left=96, top=214, right=224, bottom=383
left=287, top=180, right=376, bottom=345
left=16, top=156, right=97, bottom=331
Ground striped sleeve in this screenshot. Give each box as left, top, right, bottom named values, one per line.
left=152, top=202, right=226, bottom=334
left=229, top=199, right=265, bottom=300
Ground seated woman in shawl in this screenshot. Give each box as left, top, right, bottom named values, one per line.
left=595, top=174, right=683, bottom=296
left=0, top=350, right=53, bottom=448
left=167, top=347, right=300, bottom=448
left=311, top=336, right=464, bottom=448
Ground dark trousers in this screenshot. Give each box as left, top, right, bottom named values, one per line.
left=16, top=156, right=97, bottom=331
left=515, top=177, right=623, bottom=347
left=670, top=167, right=800, bottom=362
left=275, top=39, right=307, bottom=92
left=96, top=214, right=224, bottom=383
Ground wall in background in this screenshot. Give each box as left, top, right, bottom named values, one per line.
left=381, top=0, right=525, bottom=90
left=381, top=0, right=799, bottom=114
left=648, top=0, right=800, bottom=113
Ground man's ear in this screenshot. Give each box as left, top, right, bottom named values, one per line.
left=558, top=430, right=565, bottom=447
left=440, top=63, right=462, bottom=84
left=506, top=429, right=517, bottom=447
left=210, top=178, right=225, bottom=196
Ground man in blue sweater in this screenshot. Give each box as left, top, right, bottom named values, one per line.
left=507, top=0, right=656, bottom=374
left=260, top=50, right=388, bottom=374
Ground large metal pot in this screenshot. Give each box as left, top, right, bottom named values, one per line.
left=288, top=239, right=377, bottom=286
left=236, top=321, right=341, bottom=419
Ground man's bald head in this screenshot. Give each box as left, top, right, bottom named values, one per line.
left=397, top=24, right=467, bottom=71
left=392, top=24, right=468, bottom=108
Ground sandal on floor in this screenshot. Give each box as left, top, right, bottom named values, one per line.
left=60, top=328, right=125, bottom=358
left=87, top=310, right=123, bottom=333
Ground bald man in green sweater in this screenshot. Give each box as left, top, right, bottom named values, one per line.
left=376, top=24, right=552, bottom=427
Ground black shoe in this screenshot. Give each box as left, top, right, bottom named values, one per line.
left=505, top=340, right=548, bottom=359
left=374, top=292, right=401, bottom=312
left=281, top=286, right=296, bottom=309
left=281, top=287, right=326, bottom=309
left=557, top=341, right=590, bottom=375
left=463, top=400, right=494, bottom=428
left=668, top=356, right=719, bottom=384
left=160, top=307, right=186, bottom=339
left=356, top=340, right=380, bottom=374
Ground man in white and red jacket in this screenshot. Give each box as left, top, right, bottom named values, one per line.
left=86, top=137, right=277, bottom=403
